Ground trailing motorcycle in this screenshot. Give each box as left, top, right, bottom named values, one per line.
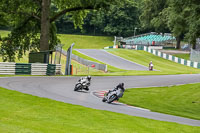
left=74, top=76, right=91, bottom=91
left=102, top=88, right=124, bottom=103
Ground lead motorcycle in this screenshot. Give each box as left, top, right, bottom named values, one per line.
left=102, top=88, right=124, bottom=103
left=74, top=77, right=91, bottom=91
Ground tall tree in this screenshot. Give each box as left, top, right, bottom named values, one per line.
left=0, top=0, right=120, bottom=61
left=84, top=0, right=139, bottom=37
left=166, top=0, right=189, bottom=49
left=184, top=0, right=200, bottom=49
left=140, top=0, right=169, bottom=33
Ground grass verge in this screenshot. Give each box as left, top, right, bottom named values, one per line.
left=0, top=30, right=113, bottom=49
left=119, top=83, right=200, bottom=120
left=172, top=54, right=190, bottom=60
left=0, top=87, right=199, bottom=132
left=108, top=49, right=200, bottom=75
left=59, top=34, right=113, bottom=49
left=72, top=50, right=123, bottom=73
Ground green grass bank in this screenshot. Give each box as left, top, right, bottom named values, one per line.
left=120, top=83, right=200, bottom=120
left=0, top=87, right=199, bottom=133
left=107, top=49, right=200, bottom=75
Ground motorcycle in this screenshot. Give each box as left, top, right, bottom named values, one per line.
left=74, top=78, right=90, bottom=91
left=102, top=88, right=124, bottom=103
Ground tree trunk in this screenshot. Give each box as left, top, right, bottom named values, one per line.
left=176, top=36, right=181, bottom=49
left=191, top=39, right=196, bottom=49
left=40, top=0, right=51, bottom=51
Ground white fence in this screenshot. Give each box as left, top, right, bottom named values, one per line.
left=0, top=62, right=15, bottom=75
left=0, top=62, right=61, bottom=75
left=31, top=63, right=48, bottom=75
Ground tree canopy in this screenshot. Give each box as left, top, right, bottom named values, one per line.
left=0, top=0, right=120, bottom=61
left=0, top=0, right=200, bottom=61
left=139, top=0, right=200, bottom=49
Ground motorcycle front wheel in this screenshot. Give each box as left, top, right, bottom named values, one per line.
left=107, top=94, right=117, bottom=104
left=74, top=84, right=82, bottom=91
left=102, top=97, right=107, bottom=102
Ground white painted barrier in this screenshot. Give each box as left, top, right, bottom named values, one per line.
left=0, top=62, right=61, bottom=75
left=0, top=62, right=15, bottom=75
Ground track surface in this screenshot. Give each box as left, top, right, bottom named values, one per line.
left=75, top=49, right=148, bottom=70
left=1, top=75, right=200, bottom=126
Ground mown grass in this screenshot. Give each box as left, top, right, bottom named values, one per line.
left=120, top=83, right=200, bottom=120
left=172, top=54, right=190, bottom=60
left=0, top=30, right=113, bottom=49
left=72, top=50, right=123, bottom=73
left=108, top=49, right=200, bottom=75
left=58, top=34, right=113, bottom=49
left=0, top=87, right=199, bottom=133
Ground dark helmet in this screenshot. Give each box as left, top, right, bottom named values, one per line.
left=87, top=75, right=91, bottom=81
left=119, top=83, right=124, bottom=88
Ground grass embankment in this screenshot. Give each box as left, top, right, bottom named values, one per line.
left=108, top=49, right=200, bottom=75
left=0, top=87, right=199, bottom=132
left=0, top=30, right=113, bottom=49
left=120, top=83, right=200, bottom=120
left=59, top=34, right=113, bottom=49
left=172, top=54, right=190, bottom=60
left=72, top=50, right=123, bottom=73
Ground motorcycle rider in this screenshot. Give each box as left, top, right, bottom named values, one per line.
left=115, top=83, right=125, bottom=92
left=149, top=61, right=153, bottom=71
left=78, top=75, right=91, bottom=91
left=107, top=83, right=125, bottom=99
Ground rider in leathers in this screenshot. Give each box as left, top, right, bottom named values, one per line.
left=107, top=83, right=125, bottom=99
left=78, top=76, right=91, bottom=91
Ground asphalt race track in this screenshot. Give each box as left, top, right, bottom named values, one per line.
left=1, top=75, right=200, bottom=126
left=75, top=49, right=148, bottom=70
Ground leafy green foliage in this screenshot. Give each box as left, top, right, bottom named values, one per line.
left=140, top=0, right=169, bottom=33
left=0, top=0, right=121, bottom=61
left=139, top=0, right=200, bottom=49
left=84, top=1, right=139, bottom=37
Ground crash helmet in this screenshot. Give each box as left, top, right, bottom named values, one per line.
left=119, top=83, right=124, bottom=88
left=87, top=75, right=91, bottom=81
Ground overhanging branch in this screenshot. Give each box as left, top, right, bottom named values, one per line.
left=50, top=6, right=97, bottom=23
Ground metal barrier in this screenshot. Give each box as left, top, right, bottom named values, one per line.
left=0, top=62, right=61, bottom=75
left=57, top=48, right=107, bottom=72
left=143, top=46, right=200, bottom=69
left=71, top=54, right=107, bottom=72
left=0, top=62, right=15, bottom=75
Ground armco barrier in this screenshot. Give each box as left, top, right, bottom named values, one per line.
left=71, top=54, right=107, bottom=72
left=0, top=62, right=61, bottom=75
left=47, top=64, right=56, bottom=75
left=57, top=48, right=107, bottom=72
left=0, top=62, right=15, bottom=75
left=142, top=46, right=200, bottom=69
left=15, top=63, right=31, bottom=75
left=31, top=63, right=48, bottom=75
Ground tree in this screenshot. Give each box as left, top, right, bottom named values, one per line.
left=184, top=0, right=200, bottom=49
left=166, top=0, right=189, bottom=49
left=0, top=0, right=120, bottom=61
left=83, top=0, right=140, bottom=37
left=140, top=0, right=200, bottom=49
left=139, top=0, right=169, bottom=33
